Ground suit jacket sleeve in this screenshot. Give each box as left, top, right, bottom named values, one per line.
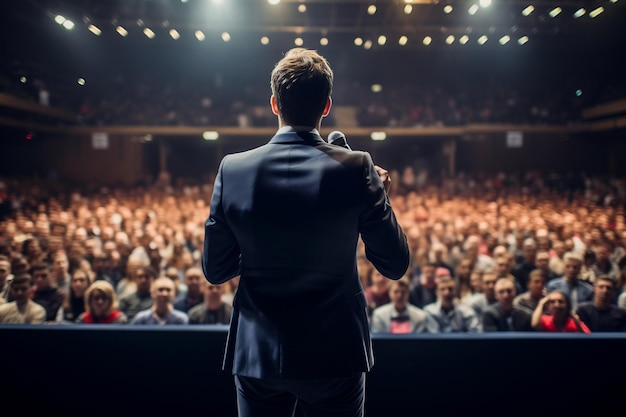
left=358, top=152, right=410, bottom=280
left=482, top=308, right=499, bottom=332
left=203, top=157, right=241, bottom=284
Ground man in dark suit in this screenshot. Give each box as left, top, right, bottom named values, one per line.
left=483, top=277, right=533, bottom=332
left=202, top=48, right=410, bottom=417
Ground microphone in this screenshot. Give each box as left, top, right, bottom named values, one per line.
left=327, top=130, right=351, bottom=150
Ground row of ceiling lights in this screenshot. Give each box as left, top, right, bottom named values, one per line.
left=54, top=16, right=532, bottom=47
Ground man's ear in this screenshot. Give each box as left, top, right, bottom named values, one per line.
left=270, top=95, right=280, bottom=116
left=322, top=97, right=332, bottom=117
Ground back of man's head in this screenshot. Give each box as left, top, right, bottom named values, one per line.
left=270, top=48, right=333, bottom=127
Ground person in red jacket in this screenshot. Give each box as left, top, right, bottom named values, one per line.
left=531, top=290, right=590, bottom=333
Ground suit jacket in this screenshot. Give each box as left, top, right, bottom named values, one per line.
left=202, top=127, right=410, bottom=380
left=482, top=304, right=533, bottom=332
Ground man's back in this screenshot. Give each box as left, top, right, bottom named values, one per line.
left=203, top=129, right=409, bottom=379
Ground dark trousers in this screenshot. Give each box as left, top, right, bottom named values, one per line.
left=234, top=372, right=366, bottom=417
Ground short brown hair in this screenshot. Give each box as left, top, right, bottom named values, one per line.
left=270, top=48, right=333, bottom=126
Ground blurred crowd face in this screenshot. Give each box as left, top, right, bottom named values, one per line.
left=436, top=279, right=455, bottom=308
left=185, top=268, right=202, bottom=296
left=482, top=273, right=498, bottom=300
left=10, top=280, right=32, bottom=305
left=204, top=282, right=224, bottom=306
left=593, top=278, right=615, bottom=308
left=135, top=269, right=152, bottom=294
left=527, top=272, right=546, bottom=298
left=33, top=268, right=53, bottom=290
left=152, top=278, right=175, bottom=307
left=546, top=292, right=569, bottom=319
left=0, top=260, right=10, bottom=287
left=70, top=270, right=90, bottom=299
left=563, top=259, right=582, bottom=281
left=89, top=290, right=111, bottom=318
left=389, top=282, right=410, bottom=312
left=494, top=279, right=516, bottom=309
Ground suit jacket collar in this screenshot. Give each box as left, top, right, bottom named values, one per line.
left=269, top=126, right=327, bottom=146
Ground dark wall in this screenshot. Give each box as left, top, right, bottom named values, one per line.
left=1, top=326, right=624, bottom=417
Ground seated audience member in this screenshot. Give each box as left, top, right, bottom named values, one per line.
left=165, top=266, right=186, bottom=302
left=575, top=275, right=626, bottom=332
left=455, top=258, right=475, bottom=302
left=188, top=280, right=232, bottom=325
left=511, top=238, right=537, bottom=290
left=118, top=265, right=157, bottom=321
left=76, top=280, right=128, bottom=324
left=0, top=273, right=45, bottom=324
left=173, top=267, right=204, bottom=313
left=51, top=249, right=71, bottom=293
left=365, top=269, right=392, bottom=317
left=31, top=262, right=65, bottom=322
left=531, top=290, right=590, bottom=333
left=409, top=262, right=438, bottom=308
left=514, top=269, right=547, bottom=314
left=430, top=243, right=454, bottom=278
left=56, top=268, right=92, bottom=323
left=371, top=279, right=432, bottom=334
left=131, top=277, right=188, bottom=325
left=591, top=243, right=619, bottom=281
left=546, top=252, right=594, bottom=310
left=424, top=276, right=481, bottom=333
left=534, top=250, right=558, bottom=282
left=482, top=278, right=533, bottom=332
left=0, top=256, right=13, bottom=303
left=467, top=270, right=498, bottom=318
left=93, top=253, right=122, bottom=290
left=549, top=240, right=567, bottom=277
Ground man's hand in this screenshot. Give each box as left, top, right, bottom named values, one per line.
left=374, top=165, right=391, bottom=194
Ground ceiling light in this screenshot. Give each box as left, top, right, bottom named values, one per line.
left=143, top=28, right=155, bottom=39
left=354, top=37, right=363, bottom=46
left=320, top=37, right=328, bottom=46
left=169, top=29, right=180, bottom=40
left=518, top=36, right=529, bottom=45
left=468, top=4, right=479, bottom=15
left=423, top=36, right=432, bottom=45
left=404, top=5, right=413, bottom=14
left=195, top=30, right=205, bottom=41
left=478, top=35, right=488, bottom=44
left=479, top=0, right=491, bottom=7
left=445, top=35, right=455, bottom=44
left=371, top=84, right=382, bottom=93
left=459, top=35, right=469, bottom=44
left=54, top=15, right=66, bottom=24
left=499, top=35, right=510, bottom=45
left=589, top=7, right=604, bottom=18
left=294, top=37, right=304, bottom=46
left=522, top=5, right=534, bottom=16
left=367, top=5, right=377, bottom=15
left=268, top=0, right=280, bottom=5
left=221, top=32, right=231, bottom=42
left=116, top=26, right=128, bottom=37
left=203, top=131, right=219, bottom=141
left=260, top=36, right=270, bottom=45
left=377, top=35, right=387, bottom=45
left=443, top=5, right=453, bottom=14
left=398, top=35, right=408, bottom=46
left=549, top=7, right=562, bottom=17
left=363, top=40, right=373, bottom=49
left=298, top=4, right=306, bottom=13
left=88, top=24, right=101, bottom=36
left=371, top=132, right=387, bottom=141
left=62, top=20, right=75, bottom=30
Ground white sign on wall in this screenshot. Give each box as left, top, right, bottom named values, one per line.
left=92, top=132, right=109, bottom=149
left=506, top=131, right=523, bottom=148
